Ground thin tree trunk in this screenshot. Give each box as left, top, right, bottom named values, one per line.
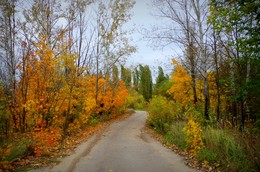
left=213, top=31, right=221, bottom=127
left=191, top=0, right=209, bottom=120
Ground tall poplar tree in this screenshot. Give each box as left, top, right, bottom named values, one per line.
left=139, top=65, right=153, bottom=102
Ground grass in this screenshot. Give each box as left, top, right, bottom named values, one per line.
left=198, top=128, right=256, bottom=171
left=163, top=121, right=187, bottom=151
left=148, top=116, right=259, bottom=171
left=196, top=148, right=218, bottom=163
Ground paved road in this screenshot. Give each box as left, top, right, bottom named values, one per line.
left=30, top=111, right=196, bottom=172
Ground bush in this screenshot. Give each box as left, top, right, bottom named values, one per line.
left=0, top=135, right=30, bottom=162
left=127, top=90, right=146, bottom=110
left=147, top=96, right=179, bottom=134
left=183, top=118, right=204, bottom=156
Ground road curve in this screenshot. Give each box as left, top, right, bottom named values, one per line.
left=30, top=111, right=197, bottom=172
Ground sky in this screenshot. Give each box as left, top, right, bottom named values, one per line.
left=125, top=0, right=177, bottom=76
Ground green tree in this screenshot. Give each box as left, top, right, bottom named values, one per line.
left=154, top=66, right=171, bottom=96
left=208, top=0, right=260, bottom=130
left=120, top=65, right=131, bottom=88
left=133, top=67, right=140, bottom=92
left=155, top=66, right=166, bottom=86
left=139, top=65, right=153, bottom=102
left=112, top=65, right=119, bottom=84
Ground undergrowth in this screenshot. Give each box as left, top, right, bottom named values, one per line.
left=198, top=128, right=259, bottom=171
left=147, top=96, right=260, bottom=172
left=163, top=122, right=186, bottom=151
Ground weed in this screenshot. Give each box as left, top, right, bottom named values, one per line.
left=202, top=128, right=254, bottom=171
left=196, top=148, right=218, bottom=163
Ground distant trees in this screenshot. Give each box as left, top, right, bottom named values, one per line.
left=155, top=66, right=166, bottom=87
left=123, top=64, right=153, bottom=102
left=121, top=65, right=132, bottom=88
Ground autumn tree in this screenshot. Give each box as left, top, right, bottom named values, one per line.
left=0, top=0, right=134, bottom=159
left=22, top=0, right=64, bottom=47
left=94, top=0, right=135, bottom=103
left=168, top=60, right=193, bottom=108
left=149, top=0, right=210, bottom=119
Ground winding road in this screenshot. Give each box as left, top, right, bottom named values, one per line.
left=30, top=111, right=196, bottom=172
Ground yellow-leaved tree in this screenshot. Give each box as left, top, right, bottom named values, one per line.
left=167, top=60, right=193, bottom=108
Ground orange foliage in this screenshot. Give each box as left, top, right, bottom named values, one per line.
left=167, top=60, right=193, bottom=107
left=5, top=36, right=129, bottom=158
left=32, top=120, right=61, bottom=157
left=96, top=78, right=128, bottom=115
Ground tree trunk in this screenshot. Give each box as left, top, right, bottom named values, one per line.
left=190, top=59, right=198, bottom=106
left=204, top=77, right=210, bottom=120
left=213, top=31, right=222, bottom=127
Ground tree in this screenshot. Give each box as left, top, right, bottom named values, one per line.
left=133, top=67, right=140, bottom=92
left=154, top=66, right=168, bottom=96
left=139, top=65, right=153, bottom=102
left=95, top=0, right=135, bottom=103
left=66, top=0, right=93, bottom=75
left=208, top=0, right=260, bottom=130
left=0, top=0, right=18, bottom=100
left=112, top=65, right=119, bottom=84
left=150, top=0, right=210, bottom=119
left=156, top=66, right=166, bottom=86
left=121, top=65, right=131, bottom=88
left=168, top=60, right=193, bottom=108
left=22, top=0, right=59, bottom=46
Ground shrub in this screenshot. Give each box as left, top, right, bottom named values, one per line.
left=31, top=120, right=61, bottom=157
left=147, top=96, right=178, bottom=134
left=127, top=90, right=146, bottom=110
left=183, top=118, right=204, bottom=156
left=0, top=135, right=30, bottom=162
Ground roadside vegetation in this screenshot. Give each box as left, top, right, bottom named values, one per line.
left=146, top=61, right=260, bottom=171
left=0, top=0, right=137, bottom=171
left=148, top=96, right=260, bottom=171
left=0, top=0, right=259, bottom=172
left=145, top=1, right=259, bottom=171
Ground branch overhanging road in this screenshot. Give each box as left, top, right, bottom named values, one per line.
left=30, top=111, right=197, bottom=172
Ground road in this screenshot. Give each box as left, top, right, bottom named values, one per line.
left=30, top=111, right=196, bottom=172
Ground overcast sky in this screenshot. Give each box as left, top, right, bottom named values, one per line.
left=126, top=0, right=179, bottom=76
